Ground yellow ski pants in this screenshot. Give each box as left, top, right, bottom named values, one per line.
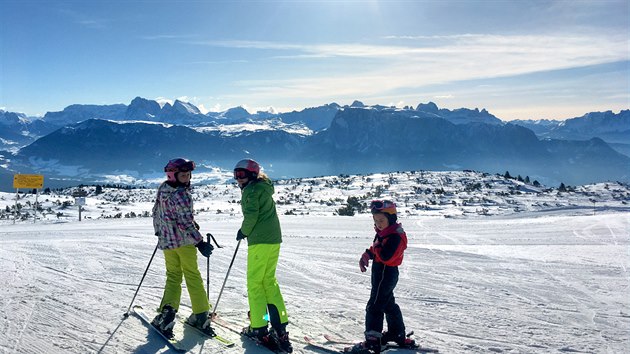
left=159, top=244, right=210, bottom=315
left=247, top=243, right=289, bottom=329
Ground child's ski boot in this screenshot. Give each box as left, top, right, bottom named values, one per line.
left=151, top=305, right=177, bottom=339
left=186, top=311, right=216, bottom=336
left=243, top=325, right=280, bottom=352
left=272, top=325, right=293, bottom=353
left=382, top=331, right=417, bottom=348
left=344, top=331, right=383, bottom=354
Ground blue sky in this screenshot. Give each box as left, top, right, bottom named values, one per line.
left=1, top=0, right=628, bottom=120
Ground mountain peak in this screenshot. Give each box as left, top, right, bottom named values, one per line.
left=126, top=97, right=162, bottom=119
left=221, top=106, right=251, bottom=120
left=350, top=100, right=365, bottom=108
left=172, top=100, right=202, bottom=115
left=416, top=102, right=439, bottom=113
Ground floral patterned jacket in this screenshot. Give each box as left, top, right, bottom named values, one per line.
left=152, top=182, right=202, bottom=250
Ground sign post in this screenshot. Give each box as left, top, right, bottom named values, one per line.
left=13, top=174, right=44, bottom=224
left=72, top=190, right=88, bottom=221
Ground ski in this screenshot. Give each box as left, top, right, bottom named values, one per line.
left=309, top=334, right=440, bottom=354
left=181, top=320, right=235, bottom=347
left=324, top=333, right=354, bottom=345
left=383, top=344, right=439, bottom=353
left=304, top=335, right=345, bottom=354
left=132, top=305, right=186, bottom=352
left=209, top=315, right=245, bottom=336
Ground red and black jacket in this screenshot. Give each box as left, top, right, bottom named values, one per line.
left=367, top=222, right=408, bottom=267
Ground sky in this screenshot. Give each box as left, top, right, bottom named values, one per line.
left=1, top=0, right=629, bottom=120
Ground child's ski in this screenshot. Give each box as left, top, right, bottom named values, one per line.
left=308, top=333, right=440, bottom=353
left=304, top=335, right=344, bottom=354
left=323, top=333, right=354, bottom=345
left=132, top=305, right=186, bottom=352
left=180, top=319, right=235, bottom=347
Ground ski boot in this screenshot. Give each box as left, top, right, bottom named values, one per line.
left=382, top=331, right=417, bottom=348
left=345, top=330, right=383, bottom=354
left=272, top=324, right=293, bottom=353
left=151, top=305, right=177, bottom=339
left=243, top=325, right=280, bottom=351
left=186, top=311, right=216, bottom=336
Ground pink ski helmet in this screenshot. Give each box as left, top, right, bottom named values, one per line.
left=234, top=158, right=260, bottom=176
left=164, top=158, right=195, bottom=182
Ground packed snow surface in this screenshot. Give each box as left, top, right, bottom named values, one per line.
left=0, top=171, right=628, bottom=353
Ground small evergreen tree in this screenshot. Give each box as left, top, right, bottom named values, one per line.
left=337, top=204, right=355, bottom=216
left=504, top=171, right=512, bottom=179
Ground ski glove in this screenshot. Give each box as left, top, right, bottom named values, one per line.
left=196, top=241, right=214, bottom=257
left=236, top=229, right=248, bottom=241
left=359, top=249, right=373, bottom=272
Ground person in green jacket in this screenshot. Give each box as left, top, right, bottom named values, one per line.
left=233, top=158, right=292, bottom=353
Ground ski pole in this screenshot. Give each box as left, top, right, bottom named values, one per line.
left=208, top=239, right=241, bottom=324
left=122, top=243, right=159, bottom=318
left=207, top=232, right=224, bottom=248
left=206, top=233, right=210, bottom=300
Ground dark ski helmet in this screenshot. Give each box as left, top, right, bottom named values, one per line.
left=164, top=158, right=195, bottom=182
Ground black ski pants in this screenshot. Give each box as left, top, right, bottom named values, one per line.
left=365, top=262, right=405, bottom=336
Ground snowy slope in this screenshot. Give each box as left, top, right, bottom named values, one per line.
left=0, top=171, right=628, bottom=354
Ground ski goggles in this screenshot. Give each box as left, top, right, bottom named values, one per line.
left=178, top=165, right=194, bottom=172
left=165, top=159, right=195, bottom=172
left=370, top=200, right=397, bottom=215
left=233, top=169, right=249, bottom=180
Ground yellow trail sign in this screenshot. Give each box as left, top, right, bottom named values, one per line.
left=13, top=174, right=44, bottom=189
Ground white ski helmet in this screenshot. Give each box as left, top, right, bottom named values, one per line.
left=234, top=158, right=261, bottom=175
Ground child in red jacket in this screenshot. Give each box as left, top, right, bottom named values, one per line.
left=351, top=200, right=414, bottom=353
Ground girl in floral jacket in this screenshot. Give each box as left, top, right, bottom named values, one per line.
left=151, top=158, right=214, bottom=338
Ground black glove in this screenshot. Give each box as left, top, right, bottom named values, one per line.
left=193, top=221, right=200, bottom=230
left=196, top=241, right=214, bottom=257
left=236, top=229, right=247, bottom=241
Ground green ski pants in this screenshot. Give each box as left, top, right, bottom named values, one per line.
left=159, top=244, right=210, bottom=315
left=247, top=243, right=289, bottom=329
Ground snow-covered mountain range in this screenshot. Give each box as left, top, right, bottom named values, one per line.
left=0, top=98, right=628, bottom=191
left=513, top=110, right=630, bottom=156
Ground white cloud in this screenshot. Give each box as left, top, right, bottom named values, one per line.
left=196, top=104, right=210, bottom=114
left=214, top=33, right=628, bottom=107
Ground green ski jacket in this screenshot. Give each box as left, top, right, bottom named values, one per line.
left=240, top=177, right=282, bottom=245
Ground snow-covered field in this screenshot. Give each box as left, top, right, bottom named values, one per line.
left=1, top=171, right=629, bottom=353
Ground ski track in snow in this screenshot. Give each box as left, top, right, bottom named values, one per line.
left=0, top=212, right=628, bottom=353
